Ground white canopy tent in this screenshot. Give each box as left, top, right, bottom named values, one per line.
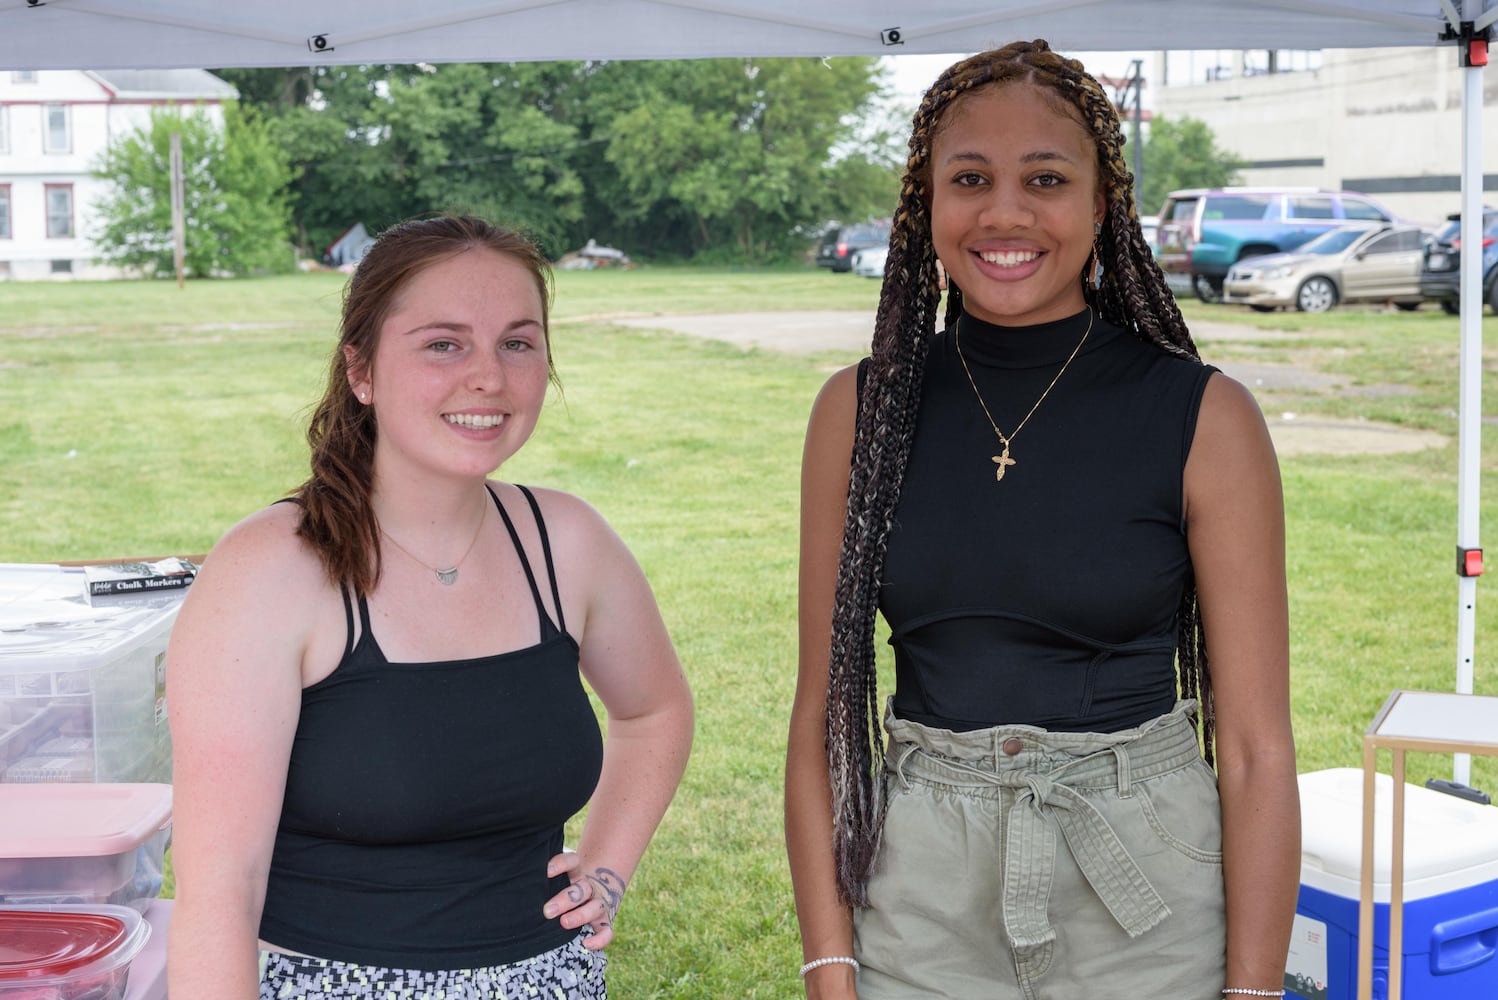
left=5, top=0, right=1496, bottom=777
left=0, top=1, right=1476, bottom=67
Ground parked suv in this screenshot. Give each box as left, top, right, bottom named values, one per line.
left=1156, top=187, right=1400, bottom=303
left=1419, top=208, right=1498, bottom=315
left=815, top=221, right=890, bottom=272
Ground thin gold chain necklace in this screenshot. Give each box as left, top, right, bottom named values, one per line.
left=954, top=307, right=1094, bottom=482
left=379, top=501, right=488, bottom=586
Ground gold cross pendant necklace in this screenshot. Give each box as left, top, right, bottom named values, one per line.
left=954, top=308, right=1093, bottom=482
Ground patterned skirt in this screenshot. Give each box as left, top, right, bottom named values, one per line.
left=258, top=934, right=607, bottom=1000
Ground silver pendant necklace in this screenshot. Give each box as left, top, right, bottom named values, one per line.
left=379, top=501, right=487, bottom=586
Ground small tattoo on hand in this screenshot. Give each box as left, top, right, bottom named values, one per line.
left=585, top=867, right=627, bottom=921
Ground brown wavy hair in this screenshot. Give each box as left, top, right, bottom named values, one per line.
left=294, top=215, right=555, bottom=596
left=825, top=40, right=1212, bottom=906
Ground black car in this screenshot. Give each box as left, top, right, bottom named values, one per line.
left=1420, top=208, right=1498, bottom=315
left=816, top=221, right=890, bottom=272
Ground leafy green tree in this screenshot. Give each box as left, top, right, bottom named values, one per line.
left=208, top=67, right=317, bottom=111
left=597, top=57, right=895, bottom=261
left=92, top=104, right=294, bottom=277
left=1139, top=116, right=1245, bottom=217
left=212, top=65, right=419, bottom=256
left=219, top=58, right=896, bottom=263
left=381, top=62, right=589, bottom=252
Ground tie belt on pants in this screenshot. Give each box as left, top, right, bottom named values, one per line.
left=882, top=703, right=1205, bottom=953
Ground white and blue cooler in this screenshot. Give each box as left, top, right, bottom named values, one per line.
left=1290, top=767, right=1498, bottom=1000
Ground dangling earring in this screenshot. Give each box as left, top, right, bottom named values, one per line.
left=1085, top=222, right=1102, bottom=290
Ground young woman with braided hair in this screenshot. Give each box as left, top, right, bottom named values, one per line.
left=786, top=42, right=1298, bottom=999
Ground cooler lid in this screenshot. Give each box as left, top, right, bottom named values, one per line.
left=1298, top=767, right=1498, bottom=901
left=0, top=783, right=172, bottom=859
left=0, top=909, right=127, bottom=980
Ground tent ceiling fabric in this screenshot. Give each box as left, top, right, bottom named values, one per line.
left=2, top=0, right=1476, bottom=70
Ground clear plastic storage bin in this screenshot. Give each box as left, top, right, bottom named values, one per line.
left=0, top=566, right=178, bottom=784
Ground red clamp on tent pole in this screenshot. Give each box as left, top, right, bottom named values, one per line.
left=1446, top=21, right=1494, bottom=67
left=1458, top=546, right=1484, bottom=577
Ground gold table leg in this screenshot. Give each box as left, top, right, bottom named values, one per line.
left=1358, top=737, right=1377, bottom=1000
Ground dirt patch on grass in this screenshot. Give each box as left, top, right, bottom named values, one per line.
left=611, top=311, right=1447, bottom=458
left=1190, top=319, right=1448, bottom=456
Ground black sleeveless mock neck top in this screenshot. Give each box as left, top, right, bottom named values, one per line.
left=259, top=485, right=603, bottom=969
left=880, top=309, right=1216, bottom=733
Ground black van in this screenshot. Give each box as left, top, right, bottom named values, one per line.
left=816, top=221, right=891, bottom=273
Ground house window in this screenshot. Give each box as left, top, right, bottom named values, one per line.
left=50, top=259, right=73, bottom=274
left=0, top=185, right=10, bottom=239
left=11, top=71, right=37, bottom=84
left=44, top=104, right=70, bottom=154
left=45, top=184, right=73, bottom=238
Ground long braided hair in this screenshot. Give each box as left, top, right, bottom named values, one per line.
left=825, top=40, right=1214, bottom=906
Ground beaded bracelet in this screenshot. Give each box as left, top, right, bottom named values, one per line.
left=799, top=956, right=860, bottom=978
left=1222, top=990, right=1285, bottom=997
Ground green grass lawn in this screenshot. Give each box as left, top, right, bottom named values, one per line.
left=2, top=271, right=1496, bottom=997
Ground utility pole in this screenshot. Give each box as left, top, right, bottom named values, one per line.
left=1122, top=59, right=1145, bottom=211
left=1112, top=60, right=1146, bottom=211
left=170, top=132, right=185, bottom=289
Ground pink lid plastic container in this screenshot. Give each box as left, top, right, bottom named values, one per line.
left=0, top=784, right=172, bottom=913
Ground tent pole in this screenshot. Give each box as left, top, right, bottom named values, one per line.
left=1453, top=15, right=1485, bottom=785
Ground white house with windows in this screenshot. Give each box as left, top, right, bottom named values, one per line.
left=0, top=68, right=234, bottom=280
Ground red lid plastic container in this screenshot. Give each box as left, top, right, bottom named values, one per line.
left=0, top=904, right=148, bottom=1000
left=0, top=784, right=172, bottom=913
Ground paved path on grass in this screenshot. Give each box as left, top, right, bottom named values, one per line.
left=608, top=312, right=1448, bottom=457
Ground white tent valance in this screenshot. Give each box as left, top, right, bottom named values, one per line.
left=0, top=0, right=1481, bottom=71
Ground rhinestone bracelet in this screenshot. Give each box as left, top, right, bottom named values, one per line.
left=1222, top=990, right=1285, bottom=997
left=799, top=956, right=860, bottom=978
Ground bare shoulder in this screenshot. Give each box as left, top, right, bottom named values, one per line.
left=198, top=501, right=324, bottom=588
left=1199, top=370, right=1271, bottom=429
left=810, top=363, right=861, bottom=425
left=168, top=500, right=342, bottom=702
left=1184, top=371, right=1282, bottom=521
left=180, top=501, right=331, bottom=640
left=803, top=362, right=861, bottom=460
left=1190, top=372, right=1276, bottom=466
left=489, top=481, right=634, bottom=589
left=496, top=481, right=613, bottom=543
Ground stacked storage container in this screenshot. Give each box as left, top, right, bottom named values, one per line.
left=0, top=565, right=178, bottom=784
left=0, top=565, right=179, bottom=999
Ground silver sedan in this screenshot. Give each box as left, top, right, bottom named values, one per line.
left=1223, top=224, right=1428, bottom=313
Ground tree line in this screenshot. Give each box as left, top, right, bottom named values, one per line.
left=90, top=59, right=1242, bottom=277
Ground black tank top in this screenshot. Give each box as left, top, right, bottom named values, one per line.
left=880, top=310, right=1215, bottom=733
left=259, top=484, right=604, bottom=969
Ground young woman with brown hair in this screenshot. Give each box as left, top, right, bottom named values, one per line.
left=168, top=215, right=694, bottom=999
